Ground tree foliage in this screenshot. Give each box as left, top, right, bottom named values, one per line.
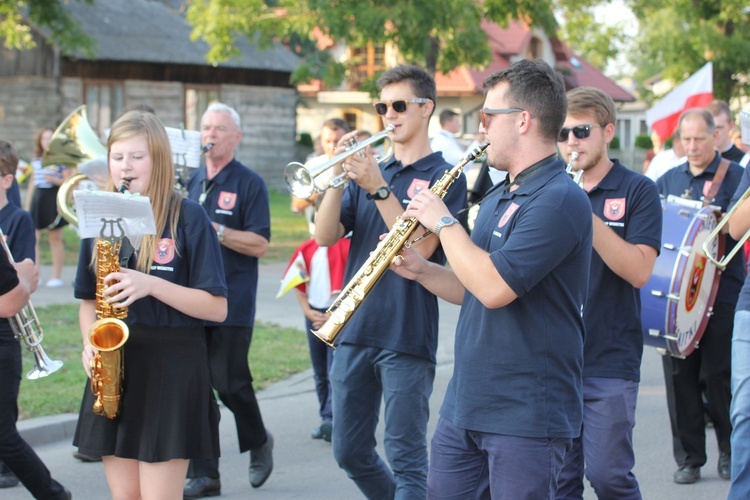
left=627, top=0, right=750, bottom=102
left=183, top=0, right=560, bottom=86
left=0, top=0, right=93, bottom=54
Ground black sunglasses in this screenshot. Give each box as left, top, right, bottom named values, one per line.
left=558, top=124, right=603, bottom=143
left=373, top=98, right=430, bottom=116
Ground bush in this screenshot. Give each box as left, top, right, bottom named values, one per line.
left=635, top=134, right=654, bottom=150
left=609, top=136, right=620, bottom=150
left=298, top=132, right=314, bottom=149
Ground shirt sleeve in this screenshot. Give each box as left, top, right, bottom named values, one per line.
left=0, top=249, right=19, bottom=297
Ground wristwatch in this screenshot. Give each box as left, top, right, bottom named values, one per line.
left=366, top=186, right=391, bottom=201
left=434, top=216, right=459, bottom=237
left=217, top=224, right=225, bottom=242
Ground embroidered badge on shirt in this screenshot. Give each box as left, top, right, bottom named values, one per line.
left=498, top=202, right=520, bottom=228
left=153, top=238, right=175, bottom=265
left=218, top=191, right=237, bottom=210
left=407, top=179, right=430, bottom=199
left=603, top=198, right=626, bottom=221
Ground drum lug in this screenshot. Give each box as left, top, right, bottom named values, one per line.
left=706, top=306, right=714, bottom=317
left=663, top=243, right=676, bottom=250
left=651, top=290, right=680, bottom=301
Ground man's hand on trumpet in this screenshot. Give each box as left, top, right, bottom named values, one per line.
left=335, top=130, right=384, bottom=193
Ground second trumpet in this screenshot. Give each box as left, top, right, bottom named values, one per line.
left=285, top=125, right=395, bottom=199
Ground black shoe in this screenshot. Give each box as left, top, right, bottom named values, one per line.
left=73, top=451, right=102, bottom=462
left=719, top=452, right=731, bottom=480
left=0, top=470, right=19, bottom=489
left=311, top=421, right=333, bottom=442
left=249, top=431, right=274, bottom=488
left=183, top=476, right=221, bottom=498
left=674, top=464, right=701, bottom=484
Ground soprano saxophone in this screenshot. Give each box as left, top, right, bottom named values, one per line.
left=312, top=144, right=488, bottom=348
left=88, top=182, right=130, bottom=420
left=0, top=228, right=63, bottom=379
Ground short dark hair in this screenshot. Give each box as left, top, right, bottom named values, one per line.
left=706, top=100, right=733, bottom=121
left=439, top=109, right=459, bottom=126
left=483, top=59, right=567, bottom=143
left=0, top=141, right=19, bottom=177
left=377, top=65, right=437, bottom=116
left=322, top=118, right=350, bottom=134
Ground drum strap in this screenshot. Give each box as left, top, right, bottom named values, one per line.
left=703, top=158, right=731, bottom=207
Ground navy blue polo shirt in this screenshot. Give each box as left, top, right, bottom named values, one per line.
left=74, top=199, right=227, bottom=329
left=338, top=151, right=467, bottom=362
left=8, top=179, right=21, bottom=207
left=584, top=160, right=661, bottom=382
left=440, top=157, right=592, bottom=438
left=187, top=159, right=271, bottom=328
left=729, top=168, right=750, bottom=312
left=656, top=152, right=745, bottom=306
left=441, top=156, right=591, bottom=438
left=0, top=203, right=35, bottom=337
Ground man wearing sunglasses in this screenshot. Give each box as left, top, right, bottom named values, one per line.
left=314, top=65, right=467, bottom=498
left=555, top=87, right=662, bottom=499
left=656, top=108, right=744, bottom=485
left=392, top=59, right=592, bottom=498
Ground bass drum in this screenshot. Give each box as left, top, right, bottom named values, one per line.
left=640, top=195, right=724, bottom=358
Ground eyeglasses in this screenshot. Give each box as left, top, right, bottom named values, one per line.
left=373, top=98, right=431, bottom=116
left=480, top=108, right=524, bottom=129
left=557, top=124, right=603, bottom=143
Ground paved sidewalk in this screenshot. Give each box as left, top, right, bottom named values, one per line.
left=4, top=263, right=731, bottom=499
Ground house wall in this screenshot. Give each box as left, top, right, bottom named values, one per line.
left=0, top=76, right=297, bottom=190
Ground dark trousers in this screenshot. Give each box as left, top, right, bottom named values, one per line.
left=0, top=333, right=67, bottom=499
left=306, top=308, right=333, bottom=422
left=662, top=301, right=733, bottom=466
left=188, top=326, right=267, bottom=479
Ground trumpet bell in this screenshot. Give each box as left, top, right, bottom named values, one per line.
left=26, top=351, right=64, bottom=380
left=284, top=161, right=316, bottom=200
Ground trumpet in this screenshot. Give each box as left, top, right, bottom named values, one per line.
left=566, top=152, right=583, bottom=186
left=284, top=125, right=395, bottom=199
left=702, top=185, right=750, bottom=269
left=0, top=229, right=64, bottom=380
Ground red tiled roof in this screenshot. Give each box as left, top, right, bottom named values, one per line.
left=435, top=19, right=635, bottom=103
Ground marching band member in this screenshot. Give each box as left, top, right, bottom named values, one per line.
left=184, top=102, right=274, bottom=497
left=392, top=59, right=591, bottom=498
left=0, top=140, right=70, bottom=499
left=556, top=87, right=662, bottom=498
left=73, top=110, right=228, bottom=499
left=656, top=108, right=744, bottom=484
left=314, top=64, right=466, bottom=498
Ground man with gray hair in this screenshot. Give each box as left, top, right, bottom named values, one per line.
left=656, top=107, right=744, bottom=484
left=184, top=102, right=273, bottom=497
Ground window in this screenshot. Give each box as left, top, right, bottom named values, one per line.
left=526, top=37, right=542, bottom=60
left=349, top=43, right=386, bottom=90
left=84, top=81, right=123, bottom=137
left=185, top=85, right=220, bottom=130
left=343, top=112, right=358, bottom=132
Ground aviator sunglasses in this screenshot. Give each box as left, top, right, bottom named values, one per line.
left=373, top=98, right=431, bottom=116
left=558, top=124, right=603, bottom=143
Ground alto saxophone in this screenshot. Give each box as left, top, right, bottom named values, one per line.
left=0, top=229, right=63, bottom=379
left=88, top=182, right=130, bottom=420
left=312, top=144, right=488, bottom=348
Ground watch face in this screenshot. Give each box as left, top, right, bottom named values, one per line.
left=378, top=187, right=389, bottom=198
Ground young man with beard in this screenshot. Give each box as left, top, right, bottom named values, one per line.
left=555, top=87, right=662, bottom=499
left=392, top=59, right=592, bottom=498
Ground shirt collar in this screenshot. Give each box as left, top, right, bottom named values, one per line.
left=383, top=151, right=446, bottom=172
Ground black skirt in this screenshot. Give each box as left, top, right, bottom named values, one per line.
left=29, top=187, right=68, bottom=230
left=73, top=326, right=220, bottom=463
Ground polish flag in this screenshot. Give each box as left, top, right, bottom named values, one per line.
left=646, top=62, right=713, bottom=142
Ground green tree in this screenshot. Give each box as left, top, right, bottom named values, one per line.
left=627, top=0, right=750, bottom=102
left=0, top=0, right=93, bottom=54
left=183, top=0, right=561, bottom=85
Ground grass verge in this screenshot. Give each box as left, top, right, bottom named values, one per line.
left=18, top=304, right=311, bottom=420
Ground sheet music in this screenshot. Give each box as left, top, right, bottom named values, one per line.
left=73, top=190, right=156, bottom=250
left=165, top=127, right=202, bottom=169
left=741, top=111, right=750, bottom=146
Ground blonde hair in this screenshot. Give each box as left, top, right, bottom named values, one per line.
left=103, top=110, right=183, bottom=272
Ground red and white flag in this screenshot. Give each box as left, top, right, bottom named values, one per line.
left=646, top=62, right=713, bottom=142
